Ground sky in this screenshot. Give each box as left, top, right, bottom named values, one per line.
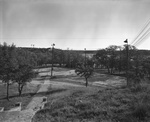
left=0, top=0, right=150, bottom=50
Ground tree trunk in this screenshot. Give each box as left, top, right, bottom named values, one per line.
left=19, top=90, right=21, bottom=96
left=18, top=83, right=23, bottom=96
left=119, top=68, right=121, bottom=74
left=19, top=88, right=22, bottom=96
left=18, top=83, right=21, bottom=96
left=85, top=78, right=88, bottom=87
left=6, top=82, right=9, bottom=101
left=110, top=68, right=112, bottom=74
left=107, top=66, right=110, bottom=74
left=59, top=63, right=62, bottom=67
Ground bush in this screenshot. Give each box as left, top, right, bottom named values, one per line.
left=132, top=103, right=148, bottom=120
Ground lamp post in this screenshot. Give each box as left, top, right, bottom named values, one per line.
left=51, top=43, right=55, bottom=78
left=124, top=39, right=129, bottom=86
left=84, top=48, right=86, bottom=67
left=31, top=44, right=34, bottom=48
left=67, top=48, right=70, bottom=68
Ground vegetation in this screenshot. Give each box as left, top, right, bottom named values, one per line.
left=75, top=63, right=94, bottom=87
left=32, top=82, right=150, bottom=122
left=94, top=44, right=150, bottom=87
left=13, top=49, right=38, bottom=96
left=22, top=47, right=84, bottom=68
left=0, top=43, right=18, bottom=100
left=0, top=43, right=37, bottom=99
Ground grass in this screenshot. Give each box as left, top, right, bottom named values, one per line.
left=52, top=72, right=112, bottom=81
left=31, top=67, right=149, bottom=121
left=51, top=72, right=123, bottom=88
left=0, top=83, right=40, bottom=111
left=32, top=83, right=150, bottom=122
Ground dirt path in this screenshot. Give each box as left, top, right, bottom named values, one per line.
left=0, top=80, right=51, bottom=122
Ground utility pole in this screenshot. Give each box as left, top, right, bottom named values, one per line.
left=118, top=47, right=122, bottom=74
left=84, top=48, right=86, bottom=67
left=124, top=39, right=129, bottom=86
left=51, top=43, right=55, bottom=78
left=67, top=48, right=70, bottom=68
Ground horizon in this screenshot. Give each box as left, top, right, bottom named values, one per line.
left=11, top=45, right=150, bottom=51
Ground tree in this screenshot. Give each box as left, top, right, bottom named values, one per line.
left=75, top=63, right=93, bottom=87
left=122, top=45, right=138, bottom=86
left=95, top=49, right=109, bottom=71
left=106, top=45, right=118, bottom=74
left=95, top=46, right=118, bottom=74
left=13, top=48, right=37, bottom=96
left=13, top=66, right=37, bottom=96
left=0, top=43, right=18, bottom=100
left=116, top=46, right=124, bottom=74
left=142, top=57, right=150, bottom=78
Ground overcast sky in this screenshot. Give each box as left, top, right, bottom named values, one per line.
left=0, top=0, right=150, bottom=50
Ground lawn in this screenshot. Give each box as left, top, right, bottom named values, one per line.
left=0, top=82, right=40, bottom=111
left=51, top=71, right=125, bottom=88
left=32, top=82, right=150, bottom=122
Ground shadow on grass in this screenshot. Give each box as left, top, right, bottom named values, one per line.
left=34, top=75, right=52, bottom=81
left=38, top=70, right=50, bottom=73
left=35, top=89, right=67, bottom=97
left=0, top=89, right=67, bottom=100
left=112, top=73, right=126, bottom=77
left=95, top=69, right=126, bottom=77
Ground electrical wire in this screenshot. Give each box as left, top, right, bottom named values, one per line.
left=130, top=18, right=150, bottom=46
left=132, top=25, right=150, bottom=47
left=134, top=30, right=150, bottom=47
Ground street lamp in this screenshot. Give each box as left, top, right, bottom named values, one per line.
left=31, top=44, right=34, bottom=48
left=67, top=48, right=70, bottom=68
left=51, top=43, right=55, bottom=78
left=124, top=39, right=129, bottom=86
left=84, top=48, right=86, bottom=67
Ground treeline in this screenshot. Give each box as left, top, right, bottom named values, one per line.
left=22, top=47, right=85, bottom=68
left=94, top=45, right=150, bottom=86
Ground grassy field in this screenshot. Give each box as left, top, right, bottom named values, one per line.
left=0, top=82, right=40, bottom=111
left=32, top=74, right=150, bottom=122
left=50, top=71, right=125, bottom=88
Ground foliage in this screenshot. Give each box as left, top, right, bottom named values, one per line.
left=13, top=48, right=38, bottom=96
left=0, top=43, right=38, bottom=99
left=94, top=44, right=150, bottom=87
left=75, top=63, right=94, bottom=87
left=95, top=45, right=119, bottom=74
left=0, top=43, right=18, bottom=100
left=23, top=48, right=84, bottom=68
left=13, top=66, right=37, bottom=96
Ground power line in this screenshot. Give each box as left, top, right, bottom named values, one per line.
left=130, top=18, right=150, bottom=46
left=133, top=26, right=150, bottom=46
left=132, top=24, right=150, bottom=47
left=134, top=30, right=150, bottom=47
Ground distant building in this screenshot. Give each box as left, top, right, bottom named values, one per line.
left=71, top=50, right=97, bottom=59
